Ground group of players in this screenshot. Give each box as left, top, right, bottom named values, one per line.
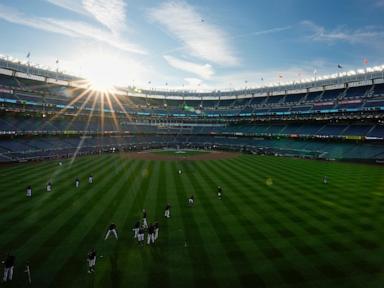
left=4, top=166, right=225, bottom=282
left=25, top=175, right=94, bottom=197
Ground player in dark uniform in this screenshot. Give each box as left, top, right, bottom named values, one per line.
left=2, top=253, right=15, bottom=282
left=147, top=224, right=155, bottom=245
left=104, top=223, right=118, bottom=240
left=87, top=249, right=96, bottom=273
left=164, top=203, right=171, bottom=218
left=217, top=186, right=222, bottom=199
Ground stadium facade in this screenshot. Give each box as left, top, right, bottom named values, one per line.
left=0, top=57, right=384, bottom=163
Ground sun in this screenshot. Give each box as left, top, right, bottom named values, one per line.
left=72, top=49, right=131, bottom=92
left=87, top=77, right=116, bottom=93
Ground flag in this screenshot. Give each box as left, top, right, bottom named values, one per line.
left=26, top=52, right=30, bottom=58
left=260, top=77, right=264, bottom=81
left=148, top=81, right=151, bottom=84
left=363, top=58, right=368, bottom=65
left=56, top=59, right=59, bottom=64
left=278, top=74, right=283, bottom=79
left=313, top=69, right=317, bottom=74
left=337, top=64, right=343, bottom=69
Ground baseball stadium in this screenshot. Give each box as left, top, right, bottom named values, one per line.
left=0, top=1, right=383, bottom=287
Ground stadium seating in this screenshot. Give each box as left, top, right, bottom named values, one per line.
left=0, top=58, right=384, bottom=162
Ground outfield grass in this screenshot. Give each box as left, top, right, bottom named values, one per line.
left=0, top=154, right=383, bottom=287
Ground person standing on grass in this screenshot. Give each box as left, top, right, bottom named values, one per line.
left=164, top=203, right=171, bottom=218
left=154, top=222, right=159, bottom=241
left=147, top=224, right=155, bottom=245
left=26, top=186, right=32, bottom=197
left=105, top=223, right=118, bottom=240
left=188, top=195, right=194, bottom=206
left=133, top=221, right=140, bottom=239
left=87, top=249, right=96, bottom=273
left=138, top=226, right=145, bottom=245
left=2, top=253, right=15, bottom=282
left=142, top=209, right=148, bottom=229
left=323, top=176, right=328, bottom=184
left=46, top=182, right=52, bottom=192
left=88, top=175, right=93, bottom=184
left=75, top=178, right=80, bottom=188
left=217, top=186, right=222, bottom=200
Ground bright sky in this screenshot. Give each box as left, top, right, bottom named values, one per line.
left=0, top=0, right=383, bottom=90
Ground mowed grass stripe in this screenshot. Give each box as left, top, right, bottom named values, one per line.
left=37, top=159, right=146, bottom=287
left=164, top=162, right=196, bottom=288
left=187, top=160, right=266, bottom=287
left=0, top=155, right=114, bottom=237
left=0, top=155, right=109, bottom=220
left=55, top=158, right=146, bottom=288
left=0, top=155, right=117, bottom=278
left=96, top=160, right=154, bottom=288
left=0, top=155, right=95, bottom=190
left=206, top=157, right=376, bottom=285
left=231, top=157, right=363, bottom=242
left=177, top=161, right=235, bottom=287
left=0, top=155, right=115, bottom=251
left=146, top=161, right=172, bottom=288
left=0, top=155, right=101, bottom=208
left=171, top=161, right=219, bottom=288
left=201, top=158, right=317, bottom=285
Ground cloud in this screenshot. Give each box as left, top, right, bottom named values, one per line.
left=0, top=4, right=145, bottom=54
left=164, top=55, right=214, bottom=79
left=232, top=25, right=292, bottom=40
left=149, top=1, right=238, bottom=66
left=82, top=0, right=126, bottom=35
left=301, top=20, right=384, bottom=44
left=46, top=0, right=127, bottom=35
left=45, top=0, right=87, bottom=15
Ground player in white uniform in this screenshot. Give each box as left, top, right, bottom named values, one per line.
left=104, top=223, right=118, bottom=240
left=88, top=175, right=93, bottom=184
left=2, top=254, right=15, bottom=282
left=142, top=209, right=148, bottom=229
left=323, top=176, right=328, bottom=184
left=217, top=186, right=222, bottom=199
left=188, top=195, right=194, bottom=206
left=75, top=178, right=80, bottom=188
left=154, top=222, right=159, bottom=241
left=133, top=221, right=140, bottom=239
left=164, top=203, right=171, bottom=218
left=26, top=186, right=32, bottom=197
left=46, top=182, right=52, bottom=192
left=87, top=249, right=96, bottom=273
left=138, top=226, right=145, bottom=245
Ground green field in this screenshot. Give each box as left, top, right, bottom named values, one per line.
left=0, top=154, right=383, bottom=287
